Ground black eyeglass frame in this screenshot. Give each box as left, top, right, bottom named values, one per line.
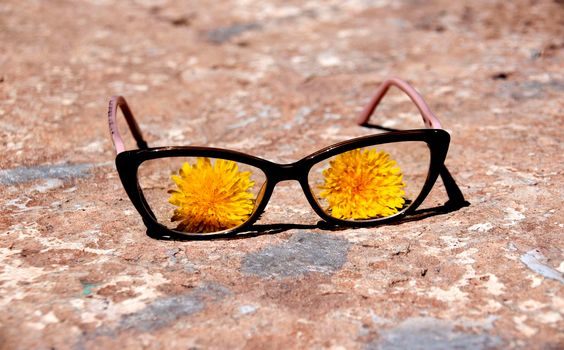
left=109, top=77, right=468, bottom=238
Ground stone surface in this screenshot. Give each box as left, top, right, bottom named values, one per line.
left=1, top=0, right=563, bottom=349
left=241, top=231, right=350, bottom=278
left=369, top=317, right=501, bottom=350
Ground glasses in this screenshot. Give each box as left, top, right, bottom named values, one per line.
left=108, top=78, right=467, bottom=238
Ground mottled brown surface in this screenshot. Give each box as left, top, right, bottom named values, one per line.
left=1, top=0, right=563, bottom=349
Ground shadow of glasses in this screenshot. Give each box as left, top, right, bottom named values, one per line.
left=146, top=199, right=469, bottom=241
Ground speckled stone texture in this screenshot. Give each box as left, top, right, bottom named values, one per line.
left=1, top=0, right=563, bottom=349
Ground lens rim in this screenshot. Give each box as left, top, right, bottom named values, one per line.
left=298, top=130, right=449, bottom=227
left=117, top=147, right=277, bottom=238
left=115, top=129, right=450, bottom=238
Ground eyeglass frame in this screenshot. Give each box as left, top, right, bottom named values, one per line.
left=108, top=77, right=468, bottom=238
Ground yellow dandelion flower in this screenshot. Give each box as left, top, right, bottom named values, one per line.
left=319, top=148, right=406, bottom=220
left=168, top=157, right=255, bottom=233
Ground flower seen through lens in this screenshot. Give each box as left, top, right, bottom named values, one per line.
left=318, top=148, right=406, bottom=219
left=168, top=157, right=255, bottom=233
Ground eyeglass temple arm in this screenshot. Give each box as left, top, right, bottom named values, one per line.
left=358, top=78, right=468, bottom=207
left=357, top=77, right=442, bottom=129
left=108, top=96, right=149, bottom=154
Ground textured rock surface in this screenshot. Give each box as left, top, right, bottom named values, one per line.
left=1, top=0, right=563, bottom=349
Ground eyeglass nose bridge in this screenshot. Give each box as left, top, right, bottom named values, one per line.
left=267, top=162, right=309, bottom=184
left=253, top=161, right=316, bottom=216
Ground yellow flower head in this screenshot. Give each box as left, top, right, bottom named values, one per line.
left=318, top=148, right=406, bottom=220
left=168, top=158, right=255, bottom=233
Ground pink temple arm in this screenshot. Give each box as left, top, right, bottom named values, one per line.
left=357, top=78, right=468, bottom=207
left=108, top=96, right=148, bottom=154
left=357, top=77, right=442, bottom=129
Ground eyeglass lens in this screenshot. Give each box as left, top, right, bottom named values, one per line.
left=138, top=157, right=267, bottom=234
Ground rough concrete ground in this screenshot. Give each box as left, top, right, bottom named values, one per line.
left=0, top=0, right=563, bottom=349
